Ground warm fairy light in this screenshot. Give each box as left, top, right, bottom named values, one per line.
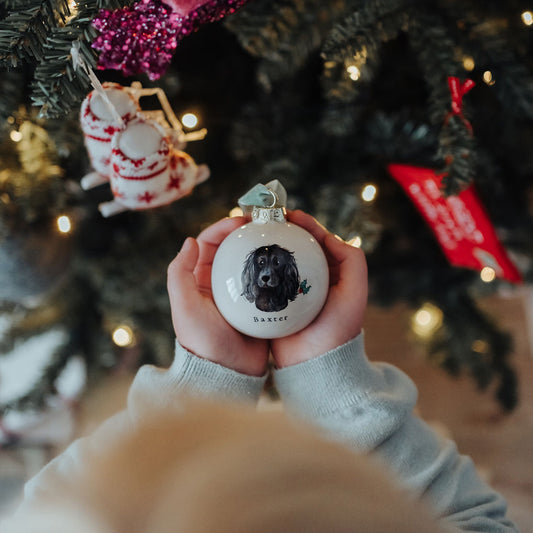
left=361, top=184, right=377, bottom=202
left=229, top=206, right=244, bottom=217
left=346, top=65, right=361, bottom=81
left=472, top=339, right=489, bottom=354
left=181, top=112, right=199, bottom=128
left=462, top=56, right=475, bottom=71
left=7, top=116, right=15, bottom=124
left=112, top=325, right=135, bottom=347
left=10, top=130, right=22, bottom=142
left=480, top=266, right=496, bottom=282
left=65, top=0, right=78, bottom=22
left=521, top=11, right=533, bottom=26
left=412, top=303, right=443, bottom=339
left=348, top=235, right=362, bottom=248
left=56, top=215, right=72, bottom=234
left=483, top=70, right=495, bottom=86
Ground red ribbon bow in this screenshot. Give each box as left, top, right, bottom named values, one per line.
left=446, top=76, right=475, bottom=134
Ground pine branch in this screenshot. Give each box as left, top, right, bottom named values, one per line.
left=408, top=6, right=475, bottom=194
left=470, top=26, right=533, bottom=120
left=0, top=67, right=25, bottom=124
left=429, top=291, right=517, bottom=411
left=438, top=0, right=533, bottom=120
left=322, top=0, right=409, bottom=62
left=226, top=0, right=346, bottom=88
left=30, top=0, right=126, bottom=117
left=319, top=0, right=409, bottom=135
left=0, top=0, right=70, bottom=66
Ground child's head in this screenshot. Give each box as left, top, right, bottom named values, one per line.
left=7, top=400, right=445, bottom=533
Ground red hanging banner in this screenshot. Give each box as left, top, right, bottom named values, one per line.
left=387, top=164, right=522, bottom=283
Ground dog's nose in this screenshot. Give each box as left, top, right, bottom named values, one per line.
left=262, top=275, right=270, bottom=283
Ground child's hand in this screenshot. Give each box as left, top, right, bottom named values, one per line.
left=167, top=217, right=269, bottom=377
left=271, top=210, right=368, bottom=368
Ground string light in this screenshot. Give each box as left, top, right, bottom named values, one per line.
left=229, top=206, right=244, bottom=217
left=112, top=325, right=135, bottom=347
left=181, top=112, right=199, bottom=128
left=471, top=339, right=489, bottom=354
left=10, top=130, right=22, bottom=142
left=56, top=215, right=72, bottom=234
left=346, top=65, right=361, bottom=81
left=348, top=235, right=362, bottom=248
left=462, top=56, right=475, bottom=71
left=480, top=266, right=496, bottom=283
left=521, top=11, right=533, bottom=26
left=412, top=303, right=443, bottom=339
left=483, top=70, right=495, bottom=86
left=65, top=0, right=78, bottom=23
left=361, top=184, right=377, bottom=202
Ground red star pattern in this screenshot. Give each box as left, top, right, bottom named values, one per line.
left=167, top=174, right=182, bottom=190
left=104, top=125, right=118, bottom=135
left=137, top=191, right=156, bottom=204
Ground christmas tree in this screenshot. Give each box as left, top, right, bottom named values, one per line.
left=1, top=0, right=532, bottom=420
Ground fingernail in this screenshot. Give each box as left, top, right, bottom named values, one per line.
left=180, top=237, right=193, bottom=252
left=333, top=234, right=344, bottom=242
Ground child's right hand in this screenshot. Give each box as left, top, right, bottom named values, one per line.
left=167, top=217, right=269, bottom=377
left=270, top=210, right=368, bottom=368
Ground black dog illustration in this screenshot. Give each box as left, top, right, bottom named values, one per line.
left=241, top=244, right=300, bottom=312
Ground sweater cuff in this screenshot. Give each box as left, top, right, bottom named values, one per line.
left=272, top=332, right=417, bottom=426
left=128, top=340, right=268, bottom=420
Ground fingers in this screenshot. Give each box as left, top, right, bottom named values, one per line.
left=196, top=216, right=248, bottom=266
left=286, top=210, right=329, bottom=246
left=323, top=233, right=367, bottom=299
left=167, top=237, right=200, bottom=301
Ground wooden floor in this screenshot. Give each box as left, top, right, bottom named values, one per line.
left=1, top=292, right=532, bottom=530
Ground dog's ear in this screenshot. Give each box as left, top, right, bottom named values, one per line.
left=282, top=252, right=300, bottom=301
left=241, top=250, right=257, bottom=302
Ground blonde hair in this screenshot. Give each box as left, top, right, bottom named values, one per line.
left=8, top=400, right=445, bottom=533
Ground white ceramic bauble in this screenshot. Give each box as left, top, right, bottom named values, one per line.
left=212, top=207, right=329, bottom=338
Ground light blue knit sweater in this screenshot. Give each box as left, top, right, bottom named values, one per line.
left=17, top=333, right=518, bottom=532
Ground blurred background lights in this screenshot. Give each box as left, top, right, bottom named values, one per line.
left=462, top=56, right=475, bottom=71
left=229, top=206, right=244, bottom=217
left=521, top=11, right=533, bottom=25
left=181, top=112, right=199, bottom=128
left=483, top=70, right=495, bottom=85
left=56, top=215, right=72, bottom=234
left=412, top=303, right=443, bottom=339
left=346, top=65, right=361, bottom=81
left=472, top=339, right=489, bottom=354
left=361, top=183, right=377, bottom=202
left=112, top=325, right=135, bottom=347
left=480, top=266, right=496, bottom=282
left=10, top=130, right=22, bottom=142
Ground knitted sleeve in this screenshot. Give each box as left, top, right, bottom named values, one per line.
left=15, top=340, right=267, bottom=515
left=272, top=333, right=518, bottom=533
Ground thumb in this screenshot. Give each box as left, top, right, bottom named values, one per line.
left=167, top=237, right=199, bottom=298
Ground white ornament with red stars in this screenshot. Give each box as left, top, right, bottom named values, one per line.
left=80, top=83, right=139, bottom=178
left=79, top=82, right=209, bottom=217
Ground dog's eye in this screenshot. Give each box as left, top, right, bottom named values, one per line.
left=272, top=257, right=279, bottom=267
left=258, top=258, right=265, bottom=266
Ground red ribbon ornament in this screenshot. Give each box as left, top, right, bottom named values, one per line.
left=445, top=76, right=475, bottom=134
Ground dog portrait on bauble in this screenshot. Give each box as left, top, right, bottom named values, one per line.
left=241, top=244, right=300, bottom=312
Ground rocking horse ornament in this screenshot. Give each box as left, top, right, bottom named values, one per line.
left=75, top=48, right=209, bottom=217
